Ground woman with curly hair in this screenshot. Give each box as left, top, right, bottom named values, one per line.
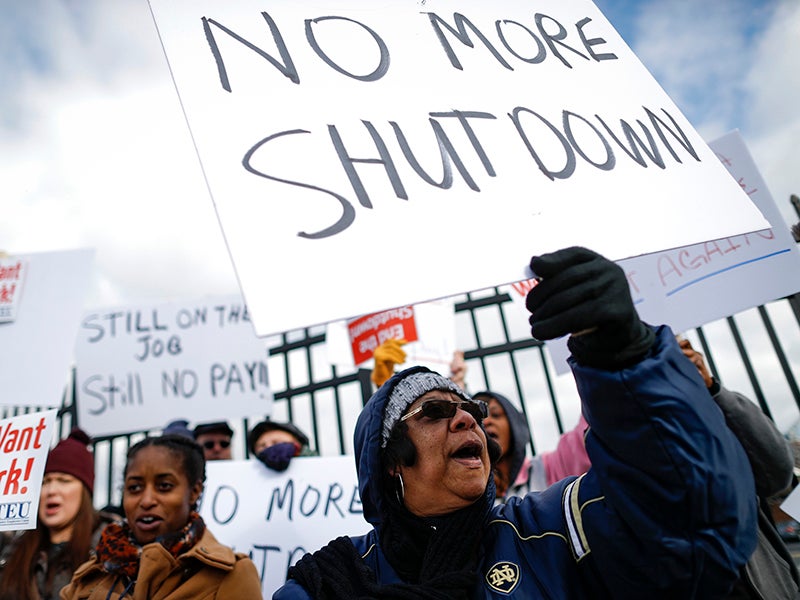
left=60, top=434, right=261, bottom=599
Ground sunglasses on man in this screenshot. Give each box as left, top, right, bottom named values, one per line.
left=401, top=399, right=488, bottom=423
left=201, top=439, right=231, bottom=450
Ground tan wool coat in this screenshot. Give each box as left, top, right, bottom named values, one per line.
left=60, top=528, right=262, bottom=600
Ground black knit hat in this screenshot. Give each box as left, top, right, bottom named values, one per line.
left=248, top=421, right=309, bottom=455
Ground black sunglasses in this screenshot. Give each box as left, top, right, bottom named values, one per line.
left=202, top=440, right=231, bottom=450
left=401, top=399, right=488, bottom=423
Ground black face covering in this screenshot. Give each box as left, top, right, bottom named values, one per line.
left=255, top=442, right=298, bottom=471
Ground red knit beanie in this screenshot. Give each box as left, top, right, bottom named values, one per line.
left=44, top=428, right=95, bottom=494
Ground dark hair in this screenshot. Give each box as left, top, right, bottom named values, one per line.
left=382, top=420, right=416, bottom=470
left=0, top=487, right=97, bottom=600
left=125, top=434, right=206, bottom=493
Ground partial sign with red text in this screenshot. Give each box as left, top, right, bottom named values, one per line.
left=0, top=410, right=57, bottom=531
left=517, top=130, right=800, bottom=374
left=347, top=307, right=418, bottom=366
left=0, top=258, right=26, bottom=324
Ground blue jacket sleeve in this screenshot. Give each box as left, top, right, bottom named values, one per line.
left=272, top=580, right=311, bottom=599
left=569, top=325, right=757, bottom=598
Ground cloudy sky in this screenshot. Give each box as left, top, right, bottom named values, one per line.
left=2, top=0, right=798, bottom=309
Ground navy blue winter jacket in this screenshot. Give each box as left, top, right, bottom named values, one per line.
left=274, top=326, right=757, bottom=598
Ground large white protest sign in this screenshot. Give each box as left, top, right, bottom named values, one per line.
left=199, top=457, right=368, bottom=598
left=75, top=296, right=273, bottom=436
left=0, top=410, right=57, bottom=531
left=148, top=0, right=768, bottom=336
left=506, top=130, right=800, bottom=373
left=0, top=248, right=94, bottom=407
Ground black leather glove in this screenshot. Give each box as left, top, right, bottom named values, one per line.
left=256, top=442, right=299, bottom=472
left=525, top=246, right=655, bottom=369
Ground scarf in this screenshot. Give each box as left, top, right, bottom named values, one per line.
left=288, top=477, right=495, bottom=599
left=95, top=512, right=206, bottom=580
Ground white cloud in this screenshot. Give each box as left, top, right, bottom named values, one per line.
left=624, top=0, right=800, bottom=226
left=631, top=0, right=753, bottom=133
left=0, top=0, right=240, bottom=308
left=745, top=0, right=800, bottom=228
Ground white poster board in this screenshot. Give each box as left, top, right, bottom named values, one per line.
left=199, top=457, right=369, bottom=598
left=509, top=130, right=800, bottom=373
left=781, top=485, right=800, bottom=524
left=148, top=0, right=768, bottom=336
left=0, top=248, right=94, bottom=407
left=0, top=410, right=58, bottom=531
left=75, top=296, right=273, bottom=436
left=635, top=130, right=800, bottom=330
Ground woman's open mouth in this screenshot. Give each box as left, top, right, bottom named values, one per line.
left=136, top=515, right=163, bottom=532
left=43, top=502, right=61, bottom=516
left=451, top=440, right=484, bottom=467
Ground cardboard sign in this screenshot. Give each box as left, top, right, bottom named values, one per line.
left=0, top=249, right=94, bottom=407
left=507, top=130, right=800, bottom=374
left=0, top=258, right=26, bottom=324
left=347, top=306, right=418, bottom=365
left=75, top=296, right=273, bottom=436
left=0, top=410, right=57, bottom=531
left=199, top=457, right=369, bottom=598
left=148, top=0, right=768, bottom=336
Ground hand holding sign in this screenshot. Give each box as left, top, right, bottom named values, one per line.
left=527, top=247, right=654, bottom=369
left=448, top=350, right=466, bottom=390
left=371, top=338, right=407, bottom=388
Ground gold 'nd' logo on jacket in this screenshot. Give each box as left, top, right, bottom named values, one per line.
left=486, top=561, right=520, bottom=594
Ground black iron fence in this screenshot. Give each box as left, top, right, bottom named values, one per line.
left=6, top=290, right=800, bottom=510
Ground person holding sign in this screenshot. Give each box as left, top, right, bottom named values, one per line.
left=374, top=340, right=592, bottom=501
left=0, top=429, right=118, bottom=600
left=60, top=434, right=261, bottom=599
left=274, top=247, right=757, bottom=599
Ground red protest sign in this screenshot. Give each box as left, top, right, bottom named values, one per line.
left=0, top=259, right=26, bottom=323
left=347, top=307, right=418, bottom=366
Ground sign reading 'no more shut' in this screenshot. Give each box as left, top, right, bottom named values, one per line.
left=148, top=0, right=768, bottom=336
